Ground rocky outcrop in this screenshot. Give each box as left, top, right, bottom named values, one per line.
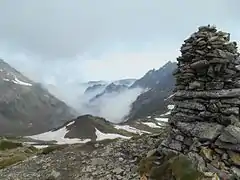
left=142, top=25, right=240, bottom=179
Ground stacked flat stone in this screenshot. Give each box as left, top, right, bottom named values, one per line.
left=159, top=25, right=240, bottom=179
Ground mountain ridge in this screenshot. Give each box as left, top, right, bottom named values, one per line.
left=0, top=59, right=75, bottom=136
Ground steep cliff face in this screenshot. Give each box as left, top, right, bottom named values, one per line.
left=141, top=25, right=240, bottom=179
left=127, top=61, right=176, bottom=120
left=0, top=59, right=75, bottom=136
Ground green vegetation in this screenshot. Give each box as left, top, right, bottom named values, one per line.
left=39, top=145, right=67, bottom=155
left=0, top=155, right=26, bottom=169
left=138, top=153, right=204, bottom=180
left=0, top=140, right=23, bottom=150
left=0, top=140, right=39, bottom=169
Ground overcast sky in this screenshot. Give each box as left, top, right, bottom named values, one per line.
left=0, top=0, right=239, bottom=84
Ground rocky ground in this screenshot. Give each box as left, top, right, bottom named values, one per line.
left=0, top=130, right=167, bottom=180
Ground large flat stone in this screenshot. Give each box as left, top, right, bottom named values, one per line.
left=221, top=98, right=240, bottom=105
left=170, top=112, right=204, bottom=123
left=215, top=140, right=240, bottom=152
left=175, top=122, right=223, bottom=141
left=218, top=125, right=240, bottom=144
left=175, top=88, right=240, bottom=98
left=175, top=100, right=206, bottom=111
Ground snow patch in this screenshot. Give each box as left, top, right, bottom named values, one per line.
left=66, top=121, right=75, bottom=127
left=34, top=145, right=49, bottom=149
left=95, top=128, right=130, bottom=141
left=12, top=77, right=32, bottom=86
left=155, top=117, right=168, bottom=122
left=26, top=121, right=91, bottom=144
left=142, top=122, right=162, bottom=128
left=164, top=93, right=175, bottom=101
left=114, top=125, right=150, bottom=135
left=167, top=105, right=175, bottom=110
left=3, top=78, right=10, bottom=82
left=160, top=111, right=171, bottom=116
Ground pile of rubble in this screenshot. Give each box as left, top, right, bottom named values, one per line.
left=147, top=25, right=240, bottom=179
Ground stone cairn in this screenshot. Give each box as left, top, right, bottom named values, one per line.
left=156, top=25, right=240, bottom=179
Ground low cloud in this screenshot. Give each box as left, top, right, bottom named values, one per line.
left=88, top=88, right=143, bottom=123
left=44, top=79, right=143, bottom=123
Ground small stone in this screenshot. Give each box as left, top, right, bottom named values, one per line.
left=222, top=153, right=228, bottom=160
left=225, top=68, right=237, bottom=76
left=221, top=107, right=239, bottom=116
left=196, top=50, right=205, bottom=55
left=214, top=148, right=224, bottom=154
left=214, top=64, right=222, bottom=72
left=119, top=157, right=124, bottom=161
left=211, top=159, right=220, bottom=169
left=231, top=166, right=240, bottom=177
left=228, top=151, right=240, bottom=166
left=208, top=103, right=219, bottom=113
left=200, top=147, right=213, bottom=161
left=207, top=66, right=215, bottom=78
left=218, top=125, right=240, bottom=144
left=189, top=81, right=204, bottom=90
left=181, top=45, right=192, bottom=52
left=49, top=170, right=61, bottom=179
left=168, top=140, right=183, bottom=151
left=175, top=135, right=184, bottom=142
left=190, top=60, right=209, bottom=70
left=91, top=158, right=106, bottom=165
left=235, top=65, right=240, bottom=71
left=206, top=82, right=224, bottom=90
left=113, top=167, right=124, bottom=175
left=146, top=149, right=157, bottom=158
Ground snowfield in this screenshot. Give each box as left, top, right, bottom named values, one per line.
left=95, top=128, right=130, bottom=141
left=26, top=122, right=137, bottom=145
left=142, top=122, right=162, bottom=128
left=26, top=121, right=91, bottom=145
left=114, top=125, right=150, bottom=135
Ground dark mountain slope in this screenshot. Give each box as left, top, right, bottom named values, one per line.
left=127, top=61, right=177, bottom=120
left=0, top=59, right=75, bottom=136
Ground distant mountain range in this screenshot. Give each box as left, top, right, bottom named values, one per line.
left=81, top=61, right=177, bottom=121
left=0, top=59, right=75, bottom=136
left=0, top=58, right=176, bottom=137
